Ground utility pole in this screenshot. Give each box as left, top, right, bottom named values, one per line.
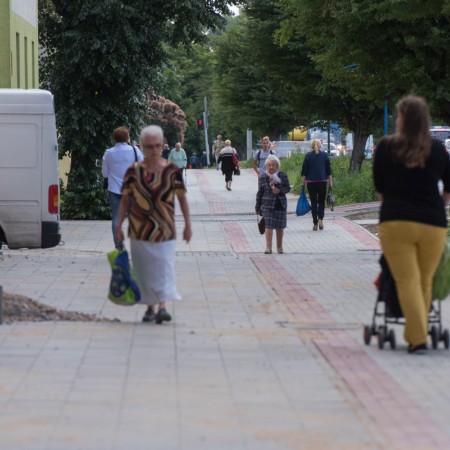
left=203, top=97, right=210, bottom=166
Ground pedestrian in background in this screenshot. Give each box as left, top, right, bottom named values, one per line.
left=212, top=135, right=224, bottom=165
left=168, top=142, right=187, bottom=170
left=102, top=126, right=144, bottom=248
left=217, top=139, right=237, bottom=191
left=255, top=155, right=291, bottom=254
left=373, top=95, right=450, bottom=354
left=301, top=139, right=332, bottom=231
left=253, top=136, right=275, bottom=177
left=115, top=125, right=192, bottom=324
left=190, top=153, right=198, bottom=169
left=162, top=143, right=171, bottom=160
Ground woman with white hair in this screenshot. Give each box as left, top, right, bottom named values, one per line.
left=115, top=125, right=192, bottom=324
left=255, top=154, right=291, bottom=254
left=301, top=139, right=333, bottom=230
left=218, top=139, right=237, bottom=190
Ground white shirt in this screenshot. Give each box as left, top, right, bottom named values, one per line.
left=102, top=143, right=144, bottom=194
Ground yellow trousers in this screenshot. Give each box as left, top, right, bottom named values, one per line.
left=379, top=221, right=447, bottom=347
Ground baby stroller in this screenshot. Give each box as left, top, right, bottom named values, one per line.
left=363, top=255, right=450, bottom=350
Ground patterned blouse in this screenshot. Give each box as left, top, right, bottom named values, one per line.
left=121, top=162, right=186, bottom=242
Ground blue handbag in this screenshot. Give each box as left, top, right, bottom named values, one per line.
left=296, top=186, right=311, bottom=216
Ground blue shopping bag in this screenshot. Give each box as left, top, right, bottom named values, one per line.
left=296, top=186, right=311, bottom=216
left=107, top=249, right=141, bottom=305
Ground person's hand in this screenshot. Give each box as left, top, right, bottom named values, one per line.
left=272, top=187, right=280, bottom=195
left=183, top=224, right=192, bottom=243
left=115, top=227, right=124, bottom=245
left=256, top=210, right=263, bottom=216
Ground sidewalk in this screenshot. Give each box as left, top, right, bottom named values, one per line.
left=1, top=168, right=449, bottom=449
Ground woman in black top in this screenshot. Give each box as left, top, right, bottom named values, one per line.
left=373, top=95, right=450, bottom=354
left=218, top=140, right=237, bottom=191
left=301, top=140, right=333, bottom=230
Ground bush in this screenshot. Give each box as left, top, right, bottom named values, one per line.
left=280, top=154, right=376, bottom=205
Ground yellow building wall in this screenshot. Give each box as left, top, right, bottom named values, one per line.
left=0, top=0, right=39, bottom=88
left=59, top=155, right=71, bottom=188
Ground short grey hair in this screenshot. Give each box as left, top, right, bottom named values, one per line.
left=265, top=154, right=280, bottom=168
left=140, top=125, right=164, bottom=143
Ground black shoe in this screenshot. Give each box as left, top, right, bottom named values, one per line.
left=407, top=343, right=427, bottom=354
left=142, top=307, right=155, bottom=323
left=155, top=308, right=172, bottom=324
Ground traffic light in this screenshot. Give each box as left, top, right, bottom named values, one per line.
left=197, top=118, right=204, bottom=130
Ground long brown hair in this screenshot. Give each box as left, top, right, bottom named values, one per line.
left=391, top=95, right=431, bottom=168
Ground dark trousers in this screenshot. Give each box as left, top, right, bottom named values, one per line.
left=307, top=182, right=327, bottom=224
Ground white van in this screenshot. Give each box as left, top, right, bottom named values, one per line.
left=0, top=89, right=61, bottom=249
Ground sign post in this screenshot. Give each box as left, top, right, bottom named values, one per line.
left=203, top=97, right=210, bottom=166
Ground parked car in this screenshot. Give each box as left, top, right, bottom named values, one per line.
left=430, top=126, right=450, bottom=144
left=445, top=139, right=450, bottom=152
left=364, top=147, right=374, bottom=159
left=321, top=143, right=339, bottom=158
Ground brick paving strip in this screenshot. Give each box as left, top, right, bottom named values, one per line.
left=194, top=171, right=227, bottom=214
left=223, top=222, right=450, bottom=449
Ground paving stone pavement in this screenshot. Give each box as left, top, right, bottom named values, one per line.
left=1, top=168, right=449, bottom=450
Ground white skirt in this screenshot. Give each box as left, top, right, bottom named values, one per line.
left=130, top=239, right=181, bottom=305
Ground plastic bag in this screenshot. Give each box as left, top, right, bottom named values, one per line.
left=107, top=249, right=141, bottom=305
left=432, top=238, right=450, bottom=300
left=296, top=186, right=311, bottom=216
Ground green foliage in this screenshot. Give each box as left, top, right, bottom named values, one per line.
left=277, top=0, right=450, bottom=124
left=38, top=0, right=236, bottom=218
left=211, top=15, right=297, bottom=143
left=281, top=154, right=376, bottom=205
left=330, top=157, right=376, bottom=205
left=154, top=43, right=217, bottom=158
left=280, top=153, right=305, bottom=195
left=60, top=183, right=111, bottom=220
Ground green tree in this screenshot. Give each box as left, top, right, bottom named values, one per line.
left=277, top=0, right=450, bottom=169
left=211, top=15, right=297, bottom=143
left=154, top=43, right=217, bottom=159
left=39, top=0, right=237, bottom=218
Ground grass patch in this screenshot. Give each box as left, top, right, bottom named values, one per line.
left=279, top=153, right=377, bottom=206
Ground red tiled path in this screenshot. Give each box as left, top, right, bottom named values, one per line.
left=194, top=170, right=227, bottom=214
left=224, top=224, right=450, bottom=449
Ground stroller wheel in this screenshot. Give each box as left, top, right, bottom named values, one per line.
left=388, top=329, right=396, bottom=350
left=363, top=325, right=372, bottom=345
left=442, top=329, right=450, bottom=349
left=377, top=327, right=386, bottom=350
left=430, top=325, right=439, bottom=350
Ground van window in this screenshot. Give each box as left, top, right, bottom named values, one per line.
left=0, top=123, right=38, bottom=168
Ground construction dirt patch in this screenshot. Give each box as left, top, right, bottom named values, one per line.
left=1, top=292, right=119, bottom=324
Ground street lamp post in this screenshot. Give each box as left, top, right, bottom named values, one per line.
left=384, top=94, right=389, bottom=136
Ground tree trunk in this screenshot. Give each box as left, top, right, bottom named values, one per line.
left=343, top=103, right=371, bottom=172
left=349, top=123, right=369, bottom=172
